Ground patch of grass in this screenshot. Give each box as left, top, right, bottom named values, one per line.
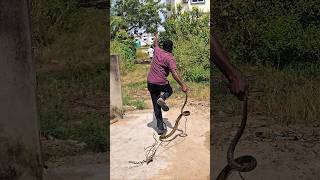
left=134, top=99, right=145, bottom=110
left=257, top=65, right=320, bottom=125
left=128, top=81, right=146, bottom=90
left=167, top=75, right=210, bottom=101
left=213, top=63, right=320, bottom=125
left=35, top=8, right=108, bottom=153
left=121, top=63, right=210, bottom=102
left=35, top=9, right=107, bottom=69
left=37, top=65, right=108, bottom=152
left=72, top=114, right=108, bottom=152
left=123, top=91, right=146, bottom=110
left=136, top=48, right=149, bottom=60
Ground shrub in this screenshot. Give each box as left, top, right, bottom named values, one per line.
left=161, top=8, right=210, bottom=82
left=111, top=38, right=136, bottom=74
left=213, top=0, right=320, bottom=67
left=173, top=35, right=210, bottom=82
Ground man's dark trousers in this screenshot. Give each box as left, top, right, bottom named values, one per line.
left=147, top=82, right=173, bottom=131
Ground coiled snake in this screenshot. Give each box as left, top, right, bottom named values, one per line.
left=159, top=93, right=190, bottom=141
left=216, top=94, right=257, bottom=180
left=129, top=93, right=190, bottom=166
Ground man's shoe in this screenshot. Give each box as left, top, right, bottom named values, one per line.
left=158, top=129, right=167, bottom=136
left=157, top=98, right=169, bottom=111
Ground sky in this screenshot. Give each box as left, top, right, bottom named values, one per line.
left=160, top=0, right=166, bottom=22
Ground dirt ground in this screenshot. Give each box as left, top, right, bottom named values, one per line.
left=43, top=152, right=108, bottom=180
left=110, top=98, right=210, bottom=180
left=212, top=112, right=320, bottom=180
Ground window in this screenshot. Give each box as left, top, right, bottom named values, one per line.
left=191, top=0, right=205, bottom=4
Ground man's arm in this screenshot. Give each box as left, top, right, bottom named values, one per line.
left=171, top=69, right=188, bottom=93
left=211, top=34, right=248, bottom=100
left=153, top=32, right=159, bottom=48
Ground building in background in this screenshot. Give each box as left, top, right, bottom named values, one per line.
left=166, top=0, right=210, bottom=13
left=134, top=33, right=154, bottom=47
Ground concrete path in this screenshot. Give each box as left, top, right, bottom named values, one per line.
left=110, top=102, right=210, bottom=180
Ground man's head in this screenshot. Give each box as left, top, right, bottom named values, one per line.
left=162, top=40, right=173, bottom=53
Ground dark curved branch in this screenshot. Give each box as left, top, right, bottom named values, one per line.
left=79, top=0, right=109, bottom=9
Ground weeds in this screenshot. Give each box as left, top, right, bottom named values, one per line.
left=37, top=65, right=108, bottom=152
left=123, top=91, right=146, bottom=110
left=136, top=48, right=149, bottom=60
left=212, top=64, right=320, bottom=125
left=35, top=8, right=108, bottom=153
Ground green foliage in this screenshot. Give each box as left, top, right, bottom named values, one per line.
left=174, top=35, right=210, bottom=82
left=32, top=0, right=108, bottom=153
left=31, top=0, right=111, bottom=49
left=41, top=0, right=78, bottom=26
left=135, top=100, right=145, bottom=110
left=161, top=8, right=210, bottom=82
left=111, top=39, right=136, bottom=74
left=112, top=0, right=165, bottom=32
left=213, top=0, right=320, bottom=68
left=39, top=90, right=72, bottom=139
left=123, top=92, right=145, bottom=110
left=37, top=65, right=108, bottom=152
left=74, top=115, right=108, bottom=152
left=110, top=16, right=127, bottom=39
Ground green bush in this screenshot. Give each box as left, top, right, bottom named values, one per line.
left=213, top=0, right=320, bottom=67
left=173, top=35, right=210, bottom=82
left=37, top=65, right=108, bottom=152
left=74, top=115, right=108, bottom=152
left=111, top=37, right=136, bottom=74
left=161, top=8, right=210, bottom=82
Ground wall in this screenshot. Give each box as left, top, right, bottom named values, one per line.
left=110, top=55, right=123, bottom=119
left=169, top=0, right=210, bottom=13
left=0, top=1, right=43, bottom=179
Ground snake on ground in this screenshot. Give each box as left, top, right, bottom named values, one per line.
left=129, top=93, right=190, bottom=166
left=216, top=94, right=257, bottom=180
left=159, top=92, right=190, bottom=142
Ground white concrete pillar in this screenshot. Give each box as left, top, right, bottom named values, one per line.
left=0, top=1, right=43, bottom=179
left=110, top=55, right=123, bottom=119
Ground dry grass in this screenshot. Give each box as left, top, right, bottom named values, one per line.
left=121, top=63, right=210, bottom=109
left=212, top=64, right=320, bottom=125
left=34, top=9, right=108, bottom=152
left=258, top=67, right=320, bottom=125
left=136, top=47, right=149, bottom=60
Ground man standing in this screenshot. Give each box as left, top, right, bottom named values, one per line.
left=147, top=32, right=188, bottom=135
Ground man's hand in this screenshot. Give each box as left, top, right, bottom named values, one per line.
left=211, top=34, right=249, bottom=101
left=229, top=75, right=248, bottom=101
left=170, top=69, right=188, bottom=93
left=181, top=84, right=189, bottom=93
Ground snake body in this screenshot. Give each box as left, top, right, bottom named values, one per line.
left=129, top=93, right=190, bottom=166
left=159, top=93, right=190, bottom=141
left=216, top=95, right=257, bottom=180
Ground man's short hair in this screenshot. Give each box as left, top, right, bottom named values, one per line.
left=162, top=40, right=173, bottom=53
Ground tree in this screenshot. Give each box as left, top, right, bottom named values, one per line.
left=112, top=0, right=165, bottom=33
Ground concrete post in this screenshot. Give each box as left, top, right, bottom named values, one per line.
left=110, top=55, right=123, bottom=119
left=0, top=1, right=43, bottom=179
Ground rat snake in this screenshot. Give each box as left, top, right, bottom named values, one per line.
left=159, top=93, right=190, bottom=141
left=129, top=93, right=190, bottom=166
left=216, top=94, right=257, bottom=180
